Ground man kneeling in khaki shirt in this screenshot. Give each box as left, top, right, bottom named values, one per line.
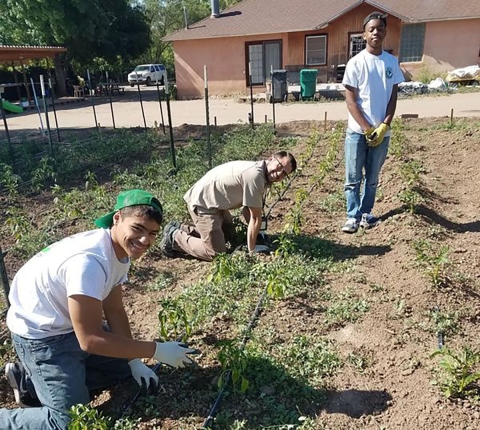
left=160, top=151, right=297, bottom=261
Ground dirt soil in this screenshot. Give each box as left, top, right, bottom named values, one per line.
left=1, top=117, right=480, bottom=429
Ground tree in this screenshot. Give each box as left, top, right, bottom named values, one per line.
left=140, top=0, right=241, bottom=76
left=0, top=0, right=150, bottom=62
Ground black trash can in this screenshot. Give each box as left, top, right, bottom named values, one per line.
left=336, top=64, right=346, bottom=83
left=270, top=69, right=288, bottom=103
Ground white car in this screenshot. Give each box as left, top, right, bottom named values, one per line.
left=128, top=64, right=165, bottom=86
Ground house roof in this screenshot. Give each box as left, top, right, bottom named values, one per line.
left=164, top=0, right=480, bottom=41
left=0, top=45, right=67, bottom=64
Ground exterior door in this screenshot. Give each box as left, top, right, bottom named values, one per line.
left=247, top=41, right=281, bottom=85
left=264, top=41, right=281, bottom=81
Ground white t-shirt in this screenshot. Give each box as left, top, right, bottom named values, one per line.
left=342, top=49, right=404, bottom=134
left=7, top=229, right=130, bottom=339
left=184, top=160, right=266, bottom=212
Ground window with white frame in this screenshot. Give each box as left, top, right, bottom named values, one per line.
left=399, top=23, right=426, bottom=62
left=306, top=35, right=327, bottom=65
left=349, top=33, right=366, bottom=58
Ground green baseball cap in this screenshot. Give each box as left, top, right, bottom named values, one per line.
left=94, top=189, right=163, bottom=229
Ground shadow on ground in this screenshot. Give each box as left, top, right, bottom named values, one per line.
left=100, top=354, right=391, bottom=428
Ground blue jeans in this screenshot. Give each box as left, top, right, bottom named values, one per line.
left=344, top=129, right=390, bottom=220
left=0, top=332, right=131, bottom=430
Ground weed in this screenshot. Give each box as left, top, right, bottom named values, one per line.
left=430, top=308, right=459, bottom=337
left=347, top=352, right=369, bottom=372
left=112, top=418, right=142, bottom=430
left=68, top=404, right=110, bottom=429
left=413, top=240, right=449, bottom=287
left=415, top=66, right=447, bottom=84
left=432, top=346, right=480, bottom=399
left=369, top=283, right=385, bottom=293
left=325, top=289, right=370, bottom=327
left=148, top=271, right=175, bottom=292
left=318, top=191, right=344, bottom=213
left=283, top=335, right=342, bottom=383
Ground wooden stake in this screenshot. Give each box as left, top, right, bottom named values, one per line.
left=0, top=245, right=10, bottom=309
left=324, top=111, right=328, bottom=132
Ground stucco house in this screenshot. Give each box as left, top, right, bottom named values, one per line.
left=164, top=0, right=480, bottom=99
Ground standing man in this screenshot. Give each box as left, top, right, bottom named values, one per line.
left=1, top=189, right=198, bottom=430
left=161, top=151, right=296, bottom=261
left=341, top=11, right=404, bottom=233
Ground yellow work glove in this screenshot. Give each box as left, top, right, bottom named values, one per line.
left=366, top=123, right=390, bottom=147
left=363, top=126, right=375, bottom=141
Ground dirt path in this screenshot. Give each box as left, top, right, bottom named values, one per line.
left=2, top=89, right=479, bottom=134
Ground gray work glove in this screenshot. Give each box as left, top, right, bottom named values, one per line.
left=153, top=341, right=200, bottom=368
left=128, top=359, right=159, bottom=390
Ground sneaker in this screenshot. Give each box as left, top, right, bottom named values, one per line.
left=341, top=218, right=359, bottom=234
left=160, top=221, right=179, bottom=258
left=168, top=220, right=181, bottom=230
left=5, top=362, right=41, bottom=408
left=359, top=213, right=380, bottom=229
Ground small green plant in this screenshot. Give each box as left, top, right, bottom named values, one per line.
left=432, top=346, right=480, bottom=399
left=265, top=268, right=289, bottom=299
left=399, top=188, right=423, bottom=214
left=0, top=163, right=21, bottom=196
left=389, top=118, right=408, bottom=158
left=68, top=404, right=110, bottom=430
left=4, top=207, right=31, bottom=242
left=217, top=339, right=249, bottom=393
left=413, top=240, right=449, bottom=287
left=31, top=156, right=57, bottom=192
left=158, top=297, right=193, bottom=342
left=398, top=159, right=425, bottom=213
left=84, top=170, right=99, bottom=190
left=207, top=253, right=235, bottom=285
left=284, top=188, right=307, bottom=234
left=273, top=233, right=296, bottom=258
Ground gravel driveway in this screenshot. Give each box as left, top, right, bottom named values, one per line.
left=2, top=87, right=479, bottom=134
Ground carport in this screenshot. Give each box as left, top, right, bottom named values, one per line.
left=0, top=44, right=68, bottom=100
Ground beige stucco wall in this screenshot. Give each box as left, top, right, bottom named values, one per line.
left=173, top=34, right=288, bottom=99
left=172, top=17, right=480, bottom=98
left=401, top=18, right=480, bottom=79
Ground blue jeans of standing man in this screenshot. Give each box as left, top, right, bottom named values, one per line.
left=344, top=129, right=390, bottom=220
left=0, top=332, right=131, bottom=430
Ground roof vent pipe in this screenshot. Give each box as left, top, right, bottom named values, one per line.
left=183, top=3, right=189, bottom=29
left=211, top=0, right=220, bottom=18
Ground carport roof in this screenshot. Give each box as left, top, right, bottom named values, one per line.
left=0, top=45, right=67, bottom=64
left=164, top=0, right=480, bottom=41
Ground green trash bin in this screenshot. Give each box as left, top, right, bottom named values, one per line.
left=300, top=69, right=318, bottom=100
